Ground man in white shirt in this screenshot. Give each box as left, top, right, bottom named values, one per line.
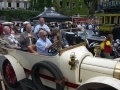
left=34, top=18, right=51, bottom=36
left=88, top=24, right=93, bottom=30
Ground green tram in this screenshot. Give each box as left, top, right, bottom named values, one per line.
left=94, top=13, right=120, bottom=35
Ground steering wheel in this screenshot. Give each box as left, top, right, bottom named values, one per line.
left=48, top=41, right=59, bottom=54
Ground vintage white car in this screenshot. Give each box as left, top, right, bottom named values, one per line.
left=0, top=30, right=120, bottom=90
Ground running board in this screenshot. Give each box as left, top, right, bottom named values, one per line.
left=19, top=78, right=55, bottom=90
left=19, top=78, right=37, bottom=90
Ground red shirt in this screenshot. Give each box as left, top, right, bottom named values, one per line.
left=104, top=40, right=112, bottom=53
left=0, top=26, right=3, bottom=33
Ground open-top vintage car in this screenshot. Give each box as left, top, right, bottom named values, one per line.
left=0, top=29, right=120, bottom=90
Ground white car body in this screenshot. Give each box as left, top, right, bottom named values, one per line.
left=0, top=35, right=120, bottom=90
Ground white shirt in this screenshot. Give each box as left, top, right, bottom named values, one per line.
left=34, top=24, right=50, bottom=34
left=77, top=24, right=82, bottom=29
left=88, top=25, right=93, bottom=30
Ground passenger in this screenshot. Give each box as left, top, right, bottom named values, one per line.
left=50, top=28, right=60, bottom=43
left=36, top=30, right=58, bottom=55
left=3, top=26, right=20, bottom=49
left=19, top=24, right=37, bottom=51
left=34, top=17, right=51, bottom=37
left=51, top=28, right=69, bottom=48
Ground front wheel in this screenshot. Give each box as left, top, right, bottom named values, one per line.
left=2, top=59, right=19, bottom=87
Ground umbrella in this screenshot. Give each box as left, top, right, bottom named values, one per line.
left=23, top=21, right=30, bottom=24
left=2, top=22, right=13, bottom=25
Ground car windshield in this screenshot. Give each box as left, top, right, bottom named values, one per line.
left=60, top=28, right=86, bottom=50
left=86, top=30, right=94, bottom=36
left=78, top=30, right=94, bottom=37
left=78, top=31, right=85, bottom=36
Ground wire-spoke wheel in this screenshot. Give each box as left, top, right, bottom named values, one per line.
left=2, top=60, right=19, bottom=87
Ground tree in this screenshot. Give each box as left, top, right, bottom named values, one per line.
left=30, top=0, right=53, bottom=11
left=84, top=0, right=98, bottom=15
left=29, top=0, right=89, bottom=16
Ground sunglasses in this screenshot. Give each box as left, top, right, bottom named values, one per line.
left=43, top=35, right=47, bottom=37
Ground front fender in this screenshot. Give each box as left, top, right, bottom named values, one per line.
left=77, top=76, right=120, bottom=90
left=4, top=54, right=26, bottom=81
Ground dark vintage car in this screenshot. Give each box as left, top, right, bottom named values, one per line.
left=77, top=30, right=106, bottom=47
left=64, top=30, right=106, bottom=55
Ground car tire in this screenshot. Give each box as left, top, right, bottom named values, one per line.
left=31, top=61, right=65, bottom=90
left=97, top=87, right=117, bottom=90
left=41, top=61, right=65, bottom=90
left=2, top=59, right=19, bottom=88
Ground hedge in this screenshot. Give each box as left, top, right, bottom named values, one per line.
left=0, top=9, right=40, bottom=21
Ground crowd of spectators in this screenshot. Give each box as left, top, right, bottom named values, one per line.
left=0, top=17, right=99, bottom=56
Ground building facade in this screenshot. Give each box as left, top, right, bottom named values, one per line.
left=98, top=0, right=120, bottom=11
left=56, top=0, right=89, bottom=15
left=0, top=0, right=30, bottom=9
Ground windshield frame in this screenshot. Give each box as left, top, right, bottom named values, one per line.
left=58, top=28, right=86, bottom=56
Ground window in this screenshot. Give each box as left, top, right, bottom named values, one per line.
left=79, top=4, right=82, bottom=9
left=105, top=16, right=110, bottom=24
left=118, top=16, right=120, bottom=24
left=24, top=3, right=27, bottom=9
left=8, top=2, right=11, bottom=7
left=100, top=16, right=104, bottom=24
left=0, top=2, right=2, bottom=9
left=73, top=2, right=75, bottom=9
left=60, top=1, right=62, bottom=8
left=67, top=2, right=70, bottom=8
left=16, top=3, right=19, bottom=7
left=111, top=16, right=116, bottom=24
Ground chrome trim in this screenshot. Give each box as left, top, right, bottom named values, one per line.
left=113, top=62, right=120, bottom=80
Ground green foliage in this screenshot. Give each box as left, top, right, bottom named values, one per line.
left=60, top=0, right=88, bottom=16
left=30, top=0, right=53, bottom=11
left=29, top=0, right=89, bottom=16
left=0, top=9, right=40, bottom=21
left=84, top=0, right=98, bottom=14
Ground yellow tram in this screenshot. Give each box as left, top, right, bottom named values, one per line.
left=94, top=13, right=120, bottom=35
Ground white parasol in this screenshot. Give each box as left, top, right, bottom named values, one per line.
left=23, top=21, right=30, bottom=25
left=2, top=22, right=13, bottom=25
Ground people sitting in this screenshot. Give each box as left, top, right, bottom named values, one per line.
left=50, top=28, right=60, bottom=43
left=36, top=30, right=53, bottom=55
left=19, top=24, right=37, bottom=51
left=50, top=28, right=69, bottom=48
left=3, top=26, right=20, bottom=49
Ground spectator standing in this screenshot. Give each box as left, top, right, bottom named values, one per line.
left=112, top=24, right=120, bottom=41
left=34, top=17, right=51, bottom=37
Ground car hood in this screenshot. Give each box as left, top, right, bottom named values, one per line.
left=87, top=36, right=106, bottom=41
left=82, top=36, right=106, bottom=41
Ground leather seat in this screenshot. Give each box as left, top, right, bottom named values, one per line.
left=28, top=44, right=37, bottom=53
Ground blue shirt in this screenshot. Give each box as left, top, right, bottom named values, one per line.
left=36, top=38, right=52, bottom=55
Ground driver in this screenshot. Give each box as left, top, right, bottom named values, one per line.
left=36, top=30, right=54, bottom=55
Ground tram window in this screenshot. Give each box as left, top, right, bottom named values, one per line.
left=118, top=16, right=120, bottom=24
left=111, top=16, right=116, bottom=24
left=105, top=16, right=110, bottom=24
left=100, top=16, right=104, bottom=24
